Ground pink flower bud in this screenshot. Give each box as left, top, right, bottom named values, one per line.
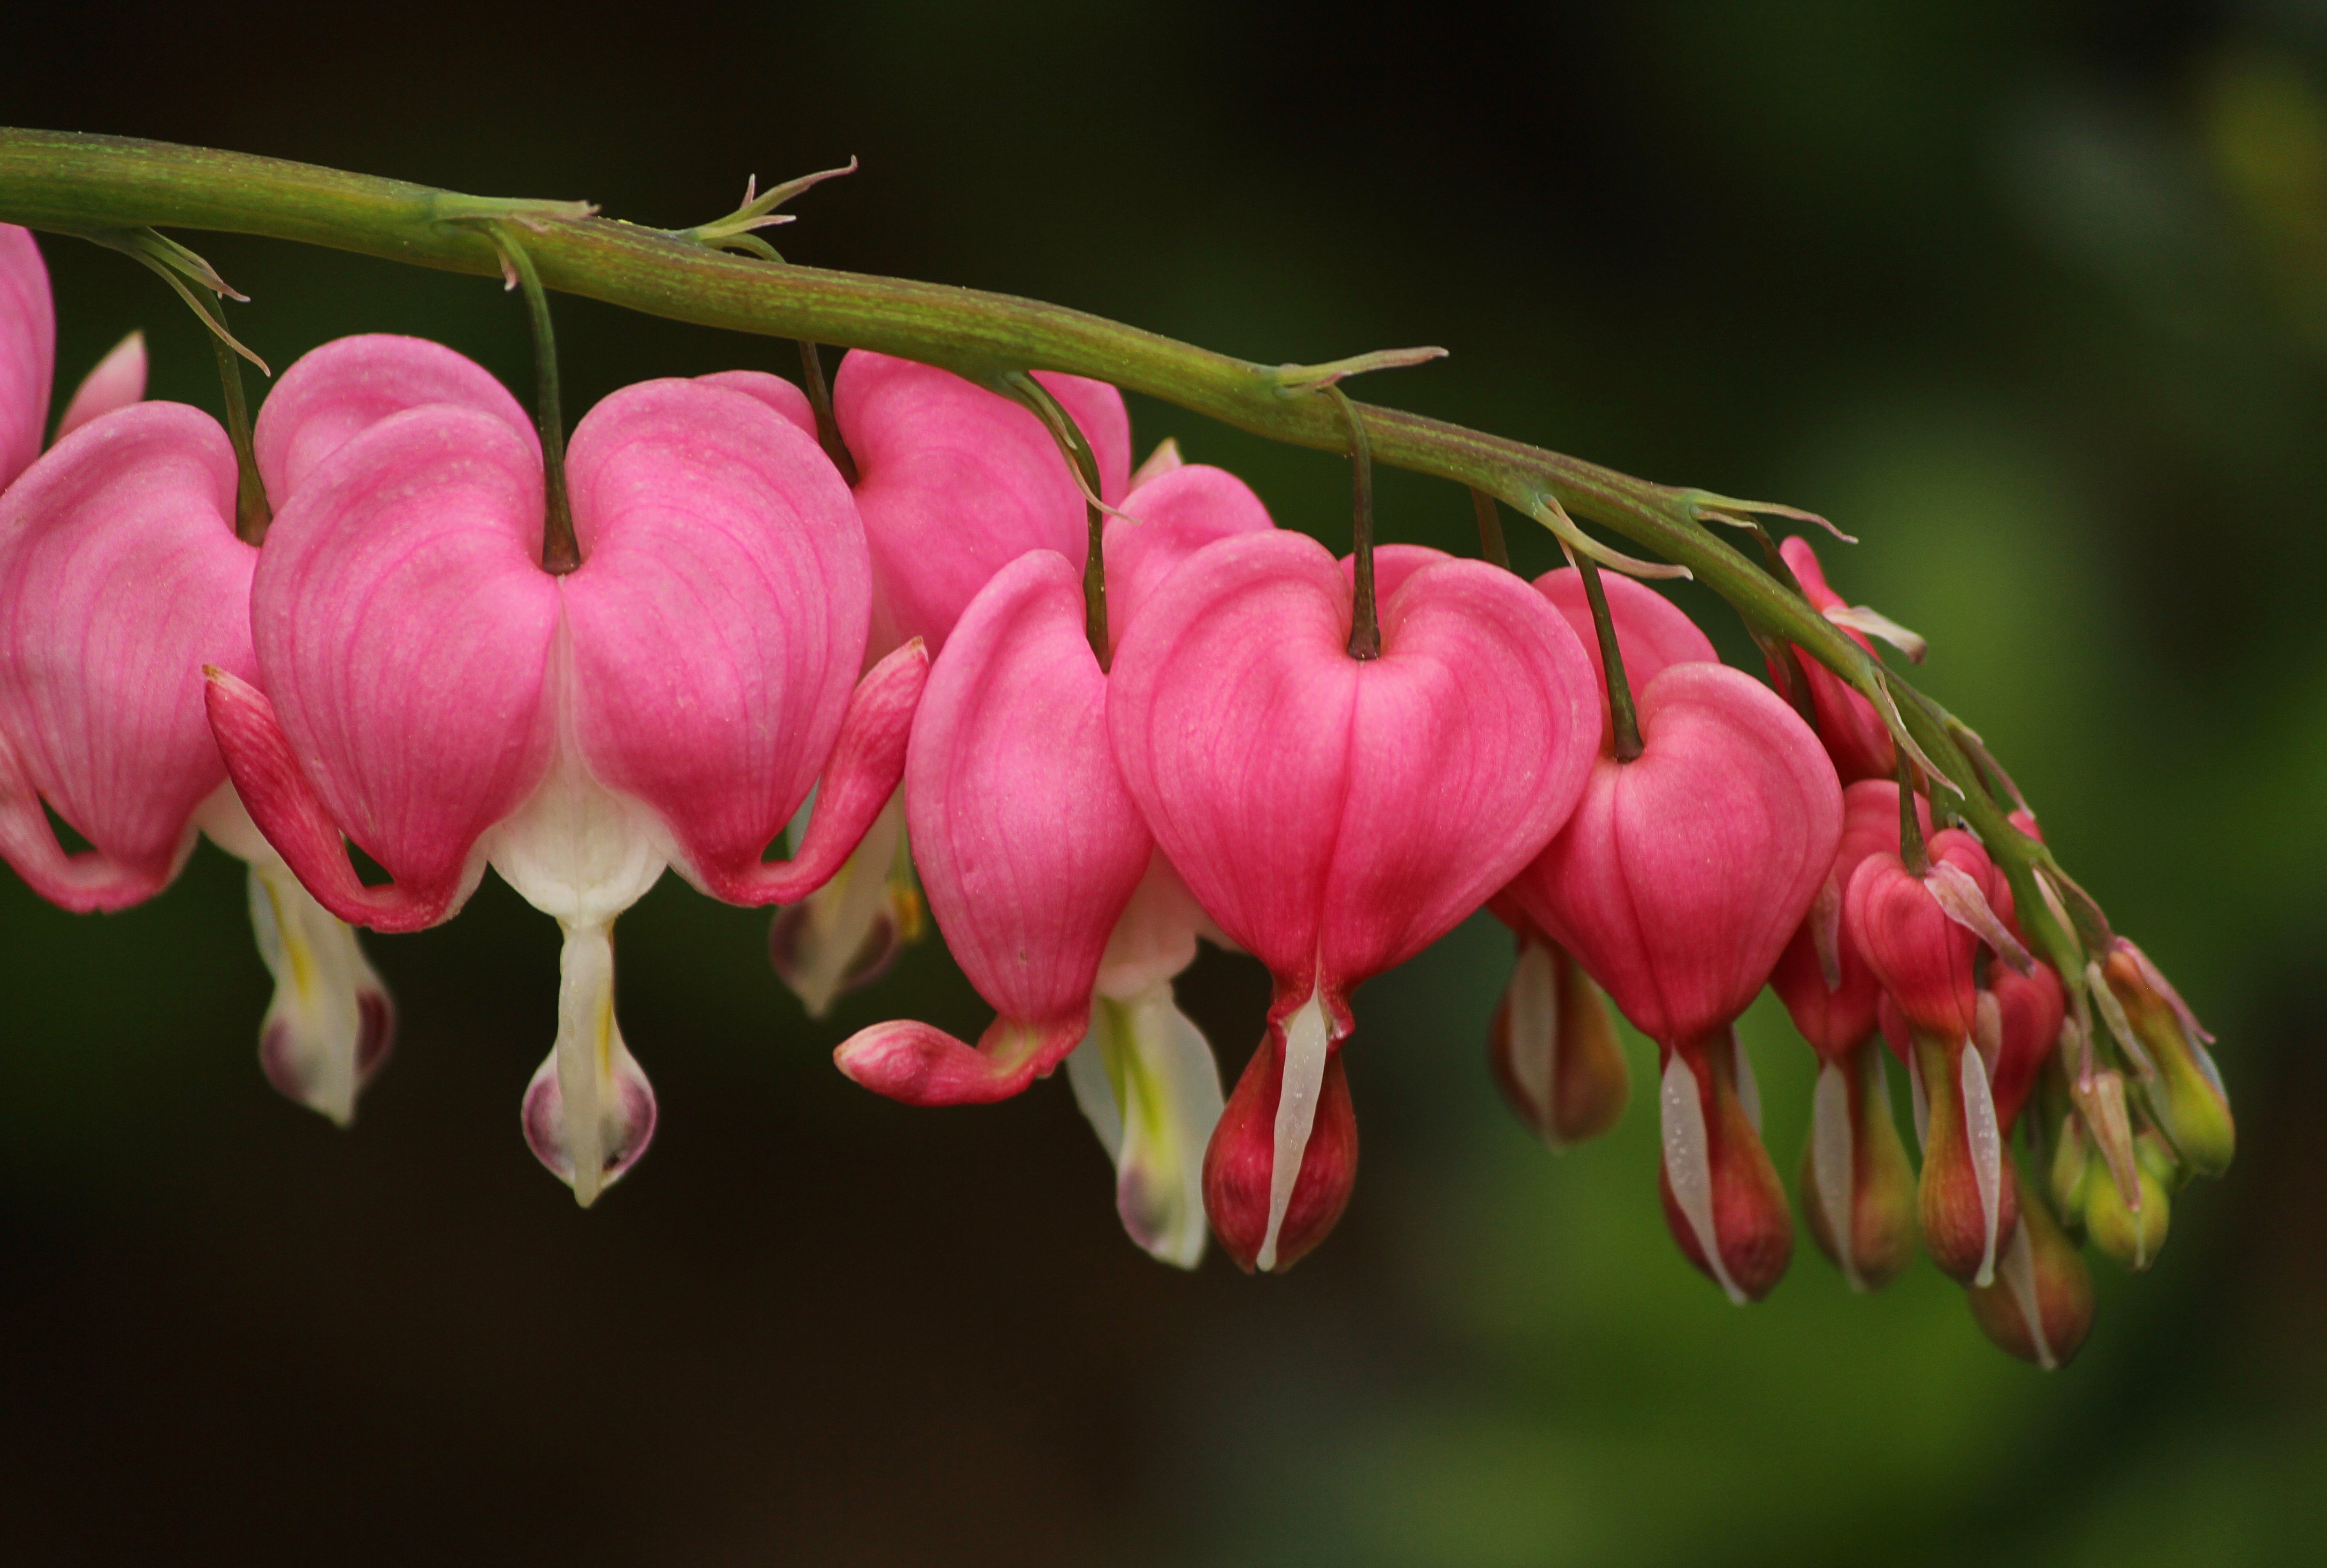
left=1770, top=780, right=1934, bottom=1062
left=1844, top=829, right=2002, bottom=1040
left=1511, top=661, right=1842, bottom=1301
left=1530, top=566, right=1716, bottom=752
left=1985, top=959, right=2064, bottom=1134
left=0, top=225, right=54, bottom=494
left=1110, top=532, right=1599, bottom=1270
left=1771, top=536, right=1894, bottom=783
left=2103, top=938, right=2233, bottom=1178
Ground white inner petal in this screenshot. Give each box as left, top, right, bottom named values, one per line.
left=1258, top=988, right=1332, bottom=1273
left=1506, top=933, right=1559, bottom=1133
left=782, top=790, right=906, bottom=1017
left=1661, top=1053, right=1745, bottom=1305
left=1119, top=982, right=1226, bottom=1270
left=1811, top=1059, right=1861, bottom=1290
left=1962, top=1042, right=2004, bottom=1288
left=1730, top=1028, right=1762, bottom=1135
left=1065, top=1013, right=1126, bottom=1164
left=1996, top=1220, right=2057, bottom=1371
left=244, top=862, right=380, bottom=1126
left=1926, top=861, right=2033, bottom=974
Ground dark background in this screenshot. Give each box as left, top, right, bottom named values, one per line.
left=4, top=2, right=2325, bottom=1562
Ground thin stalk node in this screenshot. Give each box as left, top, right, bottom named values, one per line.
left=998, top=372, right=1109, bottom=668
left=797, top=340, right=858, bottom=485
left=1568, top=545, right=1641, bottom=761
left=1471, top=487, right=1511, bottom=569
left=1326, top=385, right=1380, bottom=660
left=471, top=221, right=577, bottom=574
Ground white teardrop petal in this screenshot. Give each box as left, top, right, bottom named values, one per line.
left=1996, top=1221, right=2057, bottom=1371
left=1926, top=861, right=2032, bottom=974
left=523, top=920, right=657, bottom=1207
left=1258, top=989, right=1333, bottom=1273
left=1962, top=1043, right=2004, bottom=1288
left=1811, top=1060, right=1862, bottom=1290
left=1661, top=1054, right=1745, bottom=1305
left=1505, top=933, right=1559, bottom=1130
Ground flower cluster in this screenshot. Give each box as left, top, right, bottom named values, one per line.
left=0, top=225, right=2231, bottom=1366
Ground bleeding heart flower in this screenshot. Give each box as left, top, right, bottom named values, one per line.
left=768, top=352, right=1130, bottom=1017
left=1512, top=662, right=1843, bottom=1303
left=206, top=367, right=924, bottom=1202
left=1769, top=779, right=1931, bottom=1290
left=836, top=457, right=1267, bottom=1266
left=3, top=226, right=150, bottom=496
left=1770, top=536, right=1897, bottom=784
left=1109, top=531, right=1599, bottom=1271
left=0, top=332, right=528, bottom=1123
left=1846, top=828, right=2032, bottom=1286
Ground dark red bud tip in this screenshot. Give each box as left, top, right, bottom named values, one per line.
left=1657, top=1037, right=1793, bottom=1303
left=1204, top=1040, right=1358, bottom=1274
left=1965, top=1172, right=2094, bottom=1370
left=1914, top=1034, right=2018, bottom=1286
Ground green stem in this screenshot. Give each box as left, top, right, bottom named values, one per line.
left=1572, top=551, right=1642, bottom=762
left=998, top=372, right=1109, bottom=668
left=477, top=223, right=576, bottom=574
left=1328, top=385, right=1380, bottom=660
left=195, top=291, right=270, bottom=543
left=1471, top=486, right=1510, bottom=569
left=796, top=339, right=857, bottom=484
left=0, top=129, right=2078, bottom=989
left=1897, top=754, right=1929, bottom=876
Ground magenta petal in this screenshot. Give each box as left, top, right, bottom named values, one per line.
left=246, top=405, right=559, bottom=922
left=53, top=332, right=147, bottom=445
left=834, top=350, right=1130, bottom=654
left=252, top=333, right=537, bottom=503
left=1533, top=567, right=1717, bottom=751
left=557, top=378, right=878, bottom=903
left=691, top=369, right=819, bottom=442
left=1104, top=462, right=1274, bottom=647
left=0, top=403, right=252, bottom=910
left=835, top=1016, right=1083, bottom=1105
left=0, top=226, right=52, bottom=494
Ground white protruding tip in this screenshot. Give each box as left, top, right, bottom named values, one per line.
left=1962, top=1043, right=2004, bottom=1288
left=1661, top=1054, right=1745, bottom=1305
left=1996, top=1221, right=2056, bottom=1371
left=1811, top=1060, right=1862, bottom=1291
left=1257, top=990, right=1333, bottom=1272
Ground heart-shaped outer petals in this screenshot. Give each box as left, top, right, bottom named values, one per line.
left=1532, top=567, right=1717, bottom=753
left=0, top=403, right=253, bottom=909
left=837, top=550, right=1152, bottom=1104
left=1843, top=828, right=1998, bottom=1040
left=834, top=350, right=1130, bottom=656
left=1103, top=462, right=1273, bottom=654
left=0, top=225, right=53, bottom=493
left=1770, top=780, right=1934, bottom=1062
left=557, top=377, right=909, bottom=906
left=1986, top=960, right=2064, bottom=1134
left=216, top=406, right=561, bottom=931
left=1513, top=662, right=1844, bottom=1050
left=691, top=369, right=818, bottom=441
left=1110, top=529, right=1598, bottom=1010
left=253, top=333, right=538, bottom=502
left=1774, top=536, right=1894, bottom=784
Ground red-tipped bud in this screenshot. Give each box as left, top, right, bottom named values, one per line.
left=1800, top=1041, right=1918, bottom=1290
left=1203, top=1026, right=1358, bottom=1274
left=1966, top=1168, right=2095, bottom=1370
left=1657, top=1031, right=1793, bottom=1303
left=2103, top=939, right=2234, bottom=1178
left=1912, top=1031, right=2019, bottom=1286
left=1847, top=829, right=2017, bottom=1040
left=1489, top=921, right=1629, bottom=1149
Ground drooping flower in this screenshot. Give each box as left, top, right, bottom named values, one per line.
left=1109, top=532, right=1600, bottom=1271
left=0, top=330, right=524, bottom=1122
left=770, top=352, right=1131, bottom=1016
left=2101, top=936, right=2233, bottom=1178
left=1512, top=662, right=1844, bottom=1303
left=1483, top=566, right=1716, bottom=1149
left=2, top=228, right=150, bottom=499
left=206, top=363, right=924, bottom=1202
left=1846, top=827, right=2032, bottom=1285
left=1770, top=536, right=1898, bottom=784
left=1767, top=779, right=1930, bottom=1290
left=836, top=456, right=1268, bottom=1266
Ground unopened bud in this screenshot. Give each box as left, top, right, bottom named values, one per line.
left=1965, top=1168, right=2095, bottom=1370
left=2070, top=1067, right=2144, bottom=1215
left=2103, top=940, right=2234, bottom=1178
left=2048, top=1110, right=2092, bottom=1225
left=1913, top=1031, right=2017, bottom=1286
left=1203, top=1020, right=1358, bottom=1274
left=1489, top=925, right=1629, bottom=1149
left=1800, top=1041, right=1917, bottom=1290
left=2085, top=1130, right=2176, bottom=1271
left=1658, top=1031, right=1793, bottom=1303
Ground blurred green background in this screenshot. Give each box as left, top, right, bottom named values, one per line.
left=4, top=2, right=2325, bottom=1562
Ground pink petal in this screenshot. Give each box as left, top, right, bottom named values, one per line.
left=241, top=405, right=559, bottom=926
left=558, top=377, right=883, bottom=905
left=253, top=334, right=537, bottom=504
left=834, top=350, right=1130, bottom=655
left=839, top=550, right=1152, bottom=1103
left=1105, top=462, right=1274, bottom=651
left=1107, top=531, right=1598, bottom=1003
left=691, top=369, right=819, bottom=441
left=53, top=331, right=147, bottom=444
left=1532, top=566, right=1717, bottom=750
left=0, top=225, right=54, bottom=494
left=1339, top=543, right=1448, bottom=606
left=1519, top=662, right=1844, bottom=1047
left=0, top=403, right=251, bottom=910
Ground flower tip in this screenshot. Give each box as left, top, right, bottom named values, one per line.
left=1202, top=1032, right=1357, bottom=1274
left=833, top=1015, right=1068, bottom=1105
